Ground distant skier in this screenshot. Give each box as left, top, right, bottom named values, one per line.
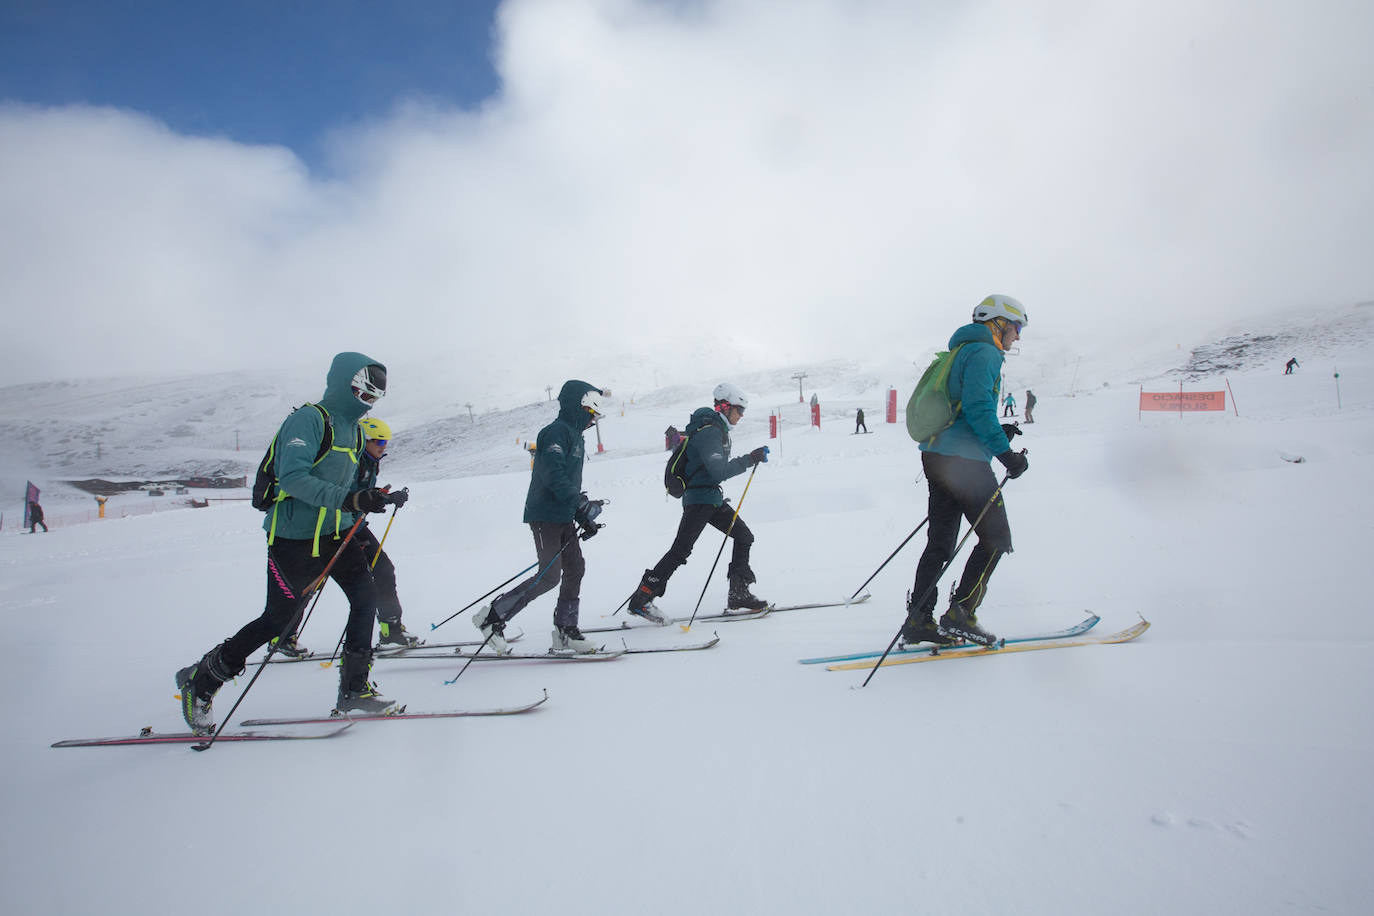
left=855, top=408, right=867, bottom=434
left=1024, top=389, right=1037, bottom=423
left=1285, top=357, right=1300, bottom=375
left=473, top=380, right=609, bottom=655
left=1002, top=392, right=1017, bottom=417
left=175, top=352, right=406, bottom=734
left=27, top=499, right=47, bottom=533
left=624, top=383, right=770, bottom=620
left=354, top=417, right=418, bottom=648
left=899, top=295, right=1029, bottom=649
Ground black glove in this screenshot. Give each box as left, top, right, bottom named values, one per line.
left=748, top=446, right=770, bottom=466
left=1001, top=422, right=1022, bottom=440
left=996, top=450, right=1029, bottom=480
left=346, top=488, right=390, bottom=514
left=577, top=522, right=601, bottom=541
left=575, top=492, right=604, bottom=527
left=387, top=487, right=409, bottom=508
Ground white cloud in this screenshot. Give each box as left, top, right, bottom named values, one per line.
left=3, top=0, right=1372, bottom=403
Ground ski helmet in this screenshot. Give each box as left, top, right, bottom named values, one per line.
left=713, top=382, right=749, bottom=411
left=972, top=295, right=1028, bottom=329
left=351, top=364, right=387, bottom=406
left=360, top=417, right=392, bottom=442
left=581, top=388, right=605, bottom=420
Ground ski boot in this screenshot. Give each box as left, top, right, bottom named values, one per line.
left=899, top=591, right=958, bottom=648
left=551, top=624, right=598, bottom=655
left=377, top=618, right=421, bottom=648
left=726, top=565, right=769, bottom=612
left=173, top=643, right=236, bottom=735
left=336, top=650, right=404, bottom=715
left=473, top=603, right=511, bottom=654
left=269, top=633, right=309, bottom=658
left=938, top=600, right=999, bottom=647
left=626, top=570, right=669, bottom=624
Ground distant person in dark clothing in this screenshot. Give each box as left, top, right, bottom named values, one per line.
left=1024, top=389, right=1037, bottom=423
left=855, top=408, right=867, bottom=434
left=28, top=500, right=47, bottom=533
left=1285, top=357, right=1300, bottom=374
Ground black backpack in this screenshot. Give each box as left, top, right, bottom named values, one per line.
left=250, top=403, right=334, bottom=511
left=664, top=432, right=693, bottom=498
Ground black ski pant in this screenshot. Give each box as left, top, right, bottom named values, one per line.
left=355, top=525, right=403, bottom=622
left=218, top=535, right=378, bottom=671
left=908, top=451, right=1013, bottom=618
left=492, top=522, right=584, bottom=627
left=649, top=502, right=754, bottom=588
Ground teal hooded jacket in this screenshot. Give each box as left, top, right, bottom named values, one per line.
left=264, top=351, right=384, bottom=554
left=920, top=323, right=1010, bottom=462
left=680, top=406, right=751, bottom=507
left=523, top=380, right=601, bottom=523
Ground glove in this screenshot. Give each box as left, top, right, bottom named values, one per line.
left=577, top=522, right=601, bottom=541
left=748, top=446, right=770, bottom=466
left=387, top=487, right=409, bottom=508
left=346, top=488, right=390, bottom=514
left=1001, top=423, right=1022, bottom=440
left=575, top=492, right=604, bottom=526
left=996, top=450, right=1029, bottom=480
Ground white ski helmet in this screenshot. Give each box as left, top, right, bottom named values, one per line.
left=580, top=388, right=606, bottom=419
left=972, top=295, right=1028, bottom=328
left=713, top=382, right=749, bottom=411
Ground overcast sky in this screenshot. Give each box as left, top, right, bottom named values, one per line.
left=2, top=0, right=1372, bottom=402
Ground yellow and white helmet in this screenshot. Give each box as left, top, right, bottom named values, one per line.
left=972, top=295, right=1028, bottom=329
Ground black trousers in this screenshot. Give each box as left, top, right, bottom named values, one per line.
left=492, top=522, right=585, bottom=626
left=649, top=502, right=754, bottom=586
left=908, top=451, right=1013, bottom=618
left=355, top=525, right=403, bottom=622
left=219, top=535, right=378, bottom=670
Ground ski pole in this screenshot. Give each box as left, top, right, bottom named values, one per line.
left=429, top=561, right=537, bottom=632
left=443, top=533, right=580, bottom=685
left=193, top=514, right=367, bottom=752
left=847, top=516, right=930, bottom=601
left=295, top=491, right=396, bottom=640
left=682, top=463, right=759, bottom=633
left=859, top=471, right=1012, bottom=689
left=319, top=499, right=407, bottom=668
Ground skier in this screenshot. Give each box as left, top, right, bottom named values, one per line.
left=473, top=380, right=609, bottom=655
left=354, top=417, right=418, bottom=648
left=1285, top=357, right=1300, bottom=375
left=624, top=383, right=770, bottom=620
left=27, top=499, right=47, bottom=533
left=1002, top=391, right=1017, bottom=417
left=855, top=408, right=867, bottom=434
left=175, top=352, right=406, bottom=733
left=899, top=296, right=1029, bottom=649
left=1024, top=389, right=1036, bottom=423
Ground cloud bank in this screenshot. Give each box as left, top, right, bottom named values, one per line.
left=3, top=0, right=1372, bottom=406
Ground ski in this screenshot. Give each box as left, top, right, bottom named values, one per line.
left=769, top=593, right=872, bottom=614
left=52, top=723, right=354, bottom=748
left=240, top=691, right=550, bottom=726
left=262, top=630, right=526, bottom=664
left=382, top=634, right=719, bottom=659
left=799, top=613, right=1100, bottom=664
left=584, top=607, right=768, bottom=633
left=825, top=617, right=1150, bottom=670
left=445, top=648, right=627, bottom=662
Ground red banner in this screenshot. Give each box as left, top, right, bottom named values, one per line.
left=886, top=388, right=898, bottom=423
left=1139, top=391, right=1226, bottom=412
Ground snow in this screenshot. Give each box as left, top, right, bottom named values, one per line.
left=4, top=302, right=1373, bottom=914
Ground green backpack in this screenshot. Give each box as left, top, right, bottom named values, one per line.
left=905, top=344, right=967, bottom=444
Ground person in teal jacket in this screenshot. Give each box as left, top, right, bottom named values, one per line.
left=901, top=296, right=1030, bottom=649
left=625, top=382, right=770, bottom=619
left=175, top=352, right=406, bottom=733
left=473, top=379, right=609, bottom=655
